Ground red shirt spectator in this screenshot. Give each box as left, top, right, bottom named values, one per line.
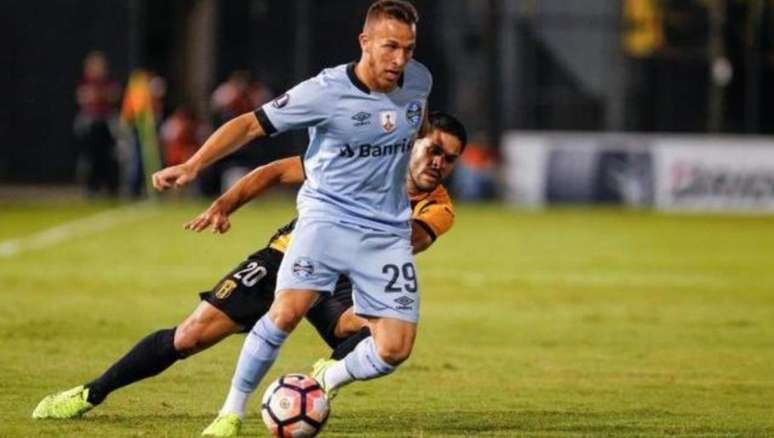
left=161, top=107, right=202, bottom=166
left=77, top=51, right=120, bottom=120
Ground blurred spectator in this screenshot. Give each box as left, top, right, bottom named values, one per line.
left=201, top=71, right=274, bottom=196
left=452, top=133, right=499, bottom=201
left=249, top=73, right=274, bottom=109
left=118, top=71, right=168, bottom=197
left=73, top=51, right=121, bottom=197
left=160, top=106, right=207, bottom=167
left=148, top=73, right=167, bottom=119
left=210, top=70, right=273, bottom=126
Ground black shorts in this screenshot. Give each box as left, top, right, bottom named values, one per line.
left=200, top=247, right=354, bottom=348
left=199, top=247, right=282, bottom=331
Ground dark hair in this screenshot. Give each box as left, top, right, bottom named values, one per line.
left=428, top=111, right=468, bottom=152
left=366, top=0, right=419, bottom=27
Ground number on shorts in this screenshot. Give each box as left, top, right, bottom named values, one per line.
left=383, top=264, right=402, bottom=292
left=382, top=263, right=417, bottom=293
left=402, top=263, right=418, bottom=292
left=234, top=262, right=268, bottom=287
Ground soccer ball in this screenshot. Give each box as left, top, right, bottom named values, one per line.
left=261, top=374, right=330, bottom=438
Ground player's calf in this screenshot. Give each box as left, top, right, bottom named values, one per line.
left=314, top=317, right=416, bottom=397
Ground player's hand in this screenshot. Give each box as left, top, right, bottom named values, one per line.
left=185, top=202, right=232, bottom=234
left=152, top=163, right=198, bottom=191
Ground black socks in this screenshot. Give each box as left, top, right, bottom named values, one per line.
left=83, top=324, right=372, bottom=406
left=85, top=327, right=180, bottom=405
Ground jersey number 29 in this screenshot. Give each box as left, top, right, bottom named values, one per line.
left=383, top=263, right=418, bottom=293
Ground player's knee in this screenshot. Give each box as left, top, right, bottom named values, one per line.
left=270, top=291, right=318, bottom=332
left=269, top=307, right=304, bottom=332
left=375, top=336, right=414, bottom=366
left=173, top=320, right=207, bottom=357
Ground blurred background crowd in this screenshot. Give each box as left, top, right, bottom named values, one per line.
left=3, top=0, right=774, bottom=205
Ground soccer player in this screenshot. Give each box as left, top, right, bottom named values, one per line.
left=176, top=0, right=430, bottom=435
left=30, top=111, right=466, bottom=426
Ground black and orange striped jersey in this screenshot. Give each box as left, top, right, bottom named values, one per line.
left=267, top=219, right=296, bottom=253
left=268, top=185, right=454, bottom=252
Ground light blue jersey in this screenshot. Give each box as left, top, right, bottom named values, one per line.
left=255, top=61, right=432, bottom=238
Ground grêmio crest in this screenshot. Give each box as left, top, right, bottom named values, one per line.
left=406, top=101, right=422, bottom=128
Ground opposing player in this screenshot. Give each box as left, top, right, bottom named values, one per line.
left=31, top=111, right=466, bottom=426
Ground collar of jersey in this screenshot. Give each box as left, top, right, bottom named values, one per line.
left=347, top=62, right=404, bottom=94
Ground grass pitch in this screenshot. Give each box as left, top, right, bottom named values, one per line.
left=1, top=199, right=773, bottom=437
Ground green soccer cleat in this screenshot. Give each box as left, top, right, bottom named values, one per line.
left=201, top=413, right=242, bottom=437
left=32, top=385, right=94, bottom=419
left=312, top=358, right=339, bottom=400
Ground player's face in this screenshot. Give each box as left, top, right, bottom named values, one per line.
left=409, top=129, right=463, bottom=193
left=360, top=18, right=416, bottom=92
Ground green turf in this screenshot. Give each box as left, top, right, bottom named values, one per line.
left=1, top=200, right=773, bottom=437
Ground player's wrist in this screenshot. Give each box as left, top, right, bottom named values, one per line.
left=212, top=197, right=235, bottom=216
left=182, top=160, right=202, bottom=179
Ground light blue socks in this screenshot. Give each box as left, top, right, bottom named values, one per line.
left=221, top=316, right=288, bottom=416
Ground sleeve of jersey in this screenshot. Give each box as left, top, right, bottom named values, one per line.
left=412, top=200, right=454, bottom=242
left=254, top=77, right=329, bottom=136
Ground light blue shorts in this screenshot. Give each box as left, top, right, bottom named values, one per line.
left=276, top=217, right=419, bottom=323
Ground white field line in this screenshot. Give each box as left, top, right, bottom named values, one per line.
left=0, top=203, right=158, bottom=258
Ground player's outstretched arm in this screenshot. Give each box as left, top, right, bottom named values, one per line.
left=185, top=156, right=304, bottom=233
left=152, top=112, right=266, bottom=191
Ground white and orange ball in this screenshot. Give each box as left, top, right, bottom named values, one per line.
left=261, top=374, right=330, bottom=438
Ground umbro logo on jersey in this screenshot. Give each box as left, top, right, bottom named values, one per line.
left=351, top=112, right=372, bottom=127
left=394, top=295, right=415, bottom=310
left=338, top=138, right=411, bottom=159
left=380, top=111, right=397, bottom=133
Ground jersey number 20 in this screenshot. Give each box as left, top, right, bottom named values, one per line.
left=234, top=262, right=268, bottom=287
